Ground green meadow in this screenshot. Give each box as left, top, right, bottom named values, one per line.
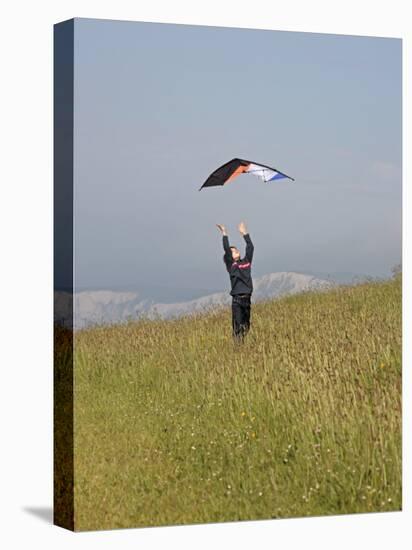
left=71, top=275, right=401, bottom=531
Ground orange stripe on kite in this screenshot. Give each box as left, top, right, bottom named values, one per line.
left=225, top=163, right=250, bottom=183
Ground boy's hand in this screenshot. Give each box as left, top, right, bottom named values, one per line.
left=238, top=221, right=247, bottom=235
left=216, top=224, right=227, bottom=236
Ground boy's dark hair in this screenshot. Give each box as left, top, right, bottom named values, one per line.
left=223, top=246, right=239, bottom=265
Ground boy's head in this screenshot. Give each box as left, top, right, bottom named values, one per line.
left=230, top=246, right=241, bottom=261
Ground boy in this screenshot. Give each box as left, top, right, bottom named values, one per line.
left=216, top=222, right=254, bottom=341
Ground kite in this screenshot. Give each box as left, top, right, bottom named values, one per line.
left=199, top=158, right=294, bottom=190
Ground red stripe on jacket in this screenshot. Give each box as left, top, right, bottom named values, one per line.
left=232, top=262, right=251, bottom=269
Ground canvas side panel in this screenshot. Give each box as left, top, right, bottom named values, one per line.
left=53, top=18, right=75, bottom=532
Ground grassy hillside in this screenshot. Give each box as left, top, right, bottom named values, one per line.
left=73, top=276, right=401, bottom=531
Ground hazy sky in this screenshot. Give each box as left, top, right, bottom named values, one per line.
left=73, top=18, right=401, bottom=298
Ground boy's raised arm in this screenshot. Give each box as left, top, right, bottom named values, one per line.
left=243, top=233, right=254, bottom=263
left=217, top=224, right=233, bottom=269
left=238, top=221, right=254, bottom=263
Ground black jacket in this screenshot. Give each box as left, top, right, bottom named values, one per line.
left=223, top=233, right=254, bottom=296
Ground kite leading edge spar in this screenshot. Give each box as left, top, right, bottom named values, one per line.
left=199, top=158, right=294, bottom=190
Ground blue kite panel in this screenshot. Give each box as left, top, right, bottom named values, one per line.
left=268, top=173, right=288, bottom=181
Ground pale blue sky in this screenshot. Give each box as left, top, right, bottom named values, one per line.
left=73, top=18, right=401, bottom=299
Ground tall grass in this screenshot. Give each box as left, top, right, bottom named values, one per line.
left=73, top=276, right=401, bottom=530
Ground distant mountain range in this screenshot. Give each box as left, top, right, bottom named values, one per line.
left=54, top=272, right=333, bottom=330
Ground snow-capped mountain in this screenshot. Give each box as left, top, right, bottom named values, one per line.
left=54, top=272, right=333, bottom=330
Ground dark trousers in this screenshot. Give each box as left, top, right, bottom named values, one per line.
left=232, top=294, right=251, bottom=341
